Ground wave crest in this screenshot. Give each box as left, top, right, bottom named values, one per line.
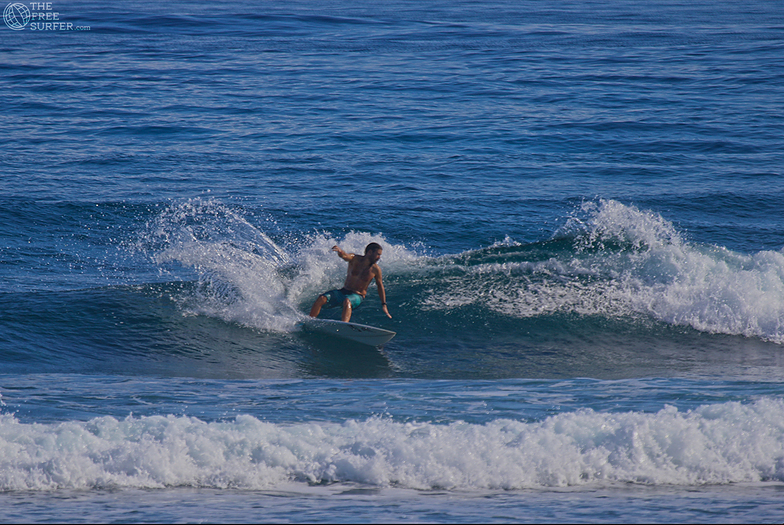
left=424, top=200, right=784, bottom=342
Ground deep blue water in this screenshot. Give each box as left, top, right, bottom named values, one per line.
left=2, top=0, right=784, bottom=522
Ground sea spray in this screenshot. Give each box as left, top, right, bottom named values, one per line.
left=139, top=199, right=420, bottom=333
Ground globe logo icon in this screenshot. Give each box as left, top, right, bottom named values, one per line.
left=4, top=2, right=31, bottom=30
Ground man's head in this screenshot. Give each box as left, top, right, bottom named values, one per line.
left=364, top=242, right=383, bottom=262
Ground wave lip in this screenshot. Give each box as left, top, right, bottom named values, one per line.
left=2, top=398, right=784, bottom=491
left=570, top=200, right=784, bottom=343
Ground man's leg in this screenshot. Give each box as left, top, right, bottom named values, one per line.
left=341, top=297, right=353, bottom=322
left=310, top=295, right=328, bottom=317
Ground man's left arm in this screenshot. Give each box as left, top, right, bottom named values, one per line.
left=375, top=266, right=392, bottom=318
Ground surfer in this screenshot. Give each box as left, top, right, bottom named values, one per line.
left=309, top=242, right=392, bottom=322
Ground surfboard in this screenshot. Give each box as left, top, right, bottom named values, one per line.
left=304, top=318, right=396, bottom=347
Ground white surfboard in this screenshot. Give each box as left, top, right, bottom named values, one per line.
left=304, top=318, right=396, bottom=347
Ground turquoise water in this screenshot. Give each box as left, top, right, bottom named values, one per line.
left=2, top=0, right=784, bottom=521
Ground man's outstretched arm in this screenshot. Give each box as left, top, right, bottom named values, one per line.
left=332, top=245, right=354, bottom=261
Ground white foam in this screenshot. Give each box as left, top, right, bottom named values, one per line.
left=3, top=398, right=784, bottom=491
left=424, top=200, right=784, bottom=343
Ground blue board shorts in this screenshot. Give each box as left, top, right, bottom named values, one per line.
left=322, top=288, right=364, bottom=309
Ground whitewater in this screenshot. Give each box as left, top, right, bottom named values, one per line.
left=2, top=398, right=784, bottom=492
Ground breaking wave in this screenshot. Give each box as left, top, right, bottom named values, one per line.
left=2, top=398, right=784, bottom=491
left=140, top=198, right=784, bottom=343
left=423, top=200, right=784, bottom=343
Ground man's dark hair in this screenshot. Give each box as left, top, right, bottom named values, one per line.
left=365, top=242, right=382, bottom=254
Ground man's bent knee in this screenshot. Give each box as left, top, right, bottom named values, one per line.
left=310, top=295, right=329, bottom=317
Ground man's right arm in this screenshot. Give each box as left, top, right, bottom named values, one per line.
left=332, top=245, right=354, bottom=261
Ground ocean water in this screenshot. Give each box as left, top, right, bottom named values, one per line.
left=2, top=0, right=784, bottom=522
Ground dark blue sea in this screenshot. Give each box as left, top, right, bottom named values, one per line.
left=2, top=0, right=784, bottom=522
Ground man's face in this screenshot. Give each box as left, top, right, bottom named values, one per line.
left=368, top=248, right=382, bottom=263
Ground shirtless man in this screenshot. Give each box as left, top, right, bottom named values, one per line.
left=309, top=242, right=392, bottom=322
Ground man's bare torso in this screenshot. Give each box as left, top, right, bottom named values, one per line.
left=343, top=256, right=379, bottom=297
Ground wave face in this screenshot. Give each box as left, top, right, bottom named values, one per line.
left=141, top=198, right=784, bottom=344
left=2, top=398, right=783, bottom=491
